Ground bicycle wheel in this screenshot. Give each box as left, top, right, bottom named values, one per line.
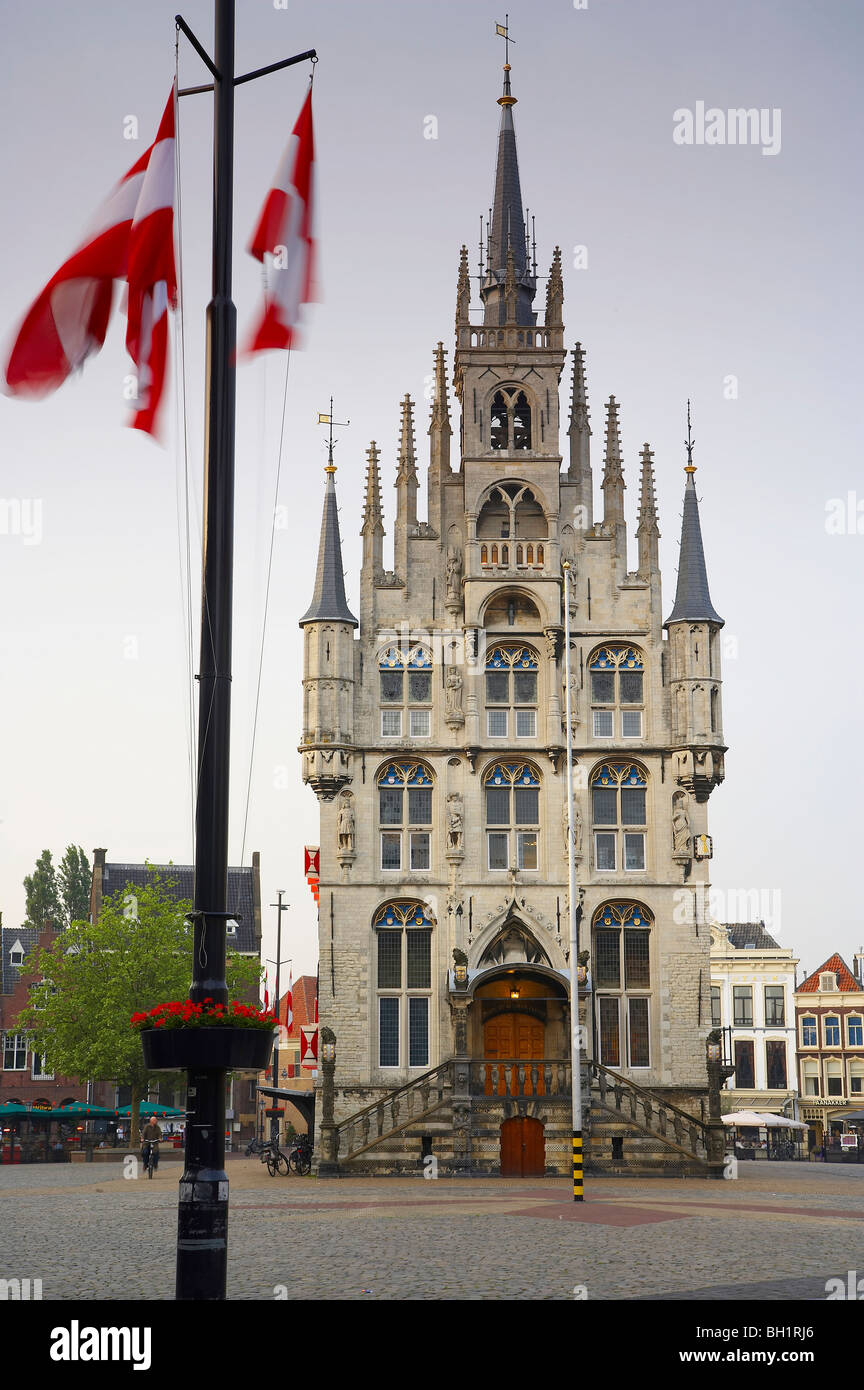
left=290, top=1150, right=311, bottom=1176
left=266, top=1154, right=278, bottom=1176
left=275, top=1151, right=290, bottom=1176
left=147, top=1154, right=154, bottom=1179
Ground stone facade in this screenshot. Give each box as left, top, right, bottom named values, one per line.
left=300, top=63, right=728, bottom=1172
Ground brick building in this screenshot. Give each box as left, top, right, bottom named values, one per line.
left=796, top=951, right=864, bottom=1148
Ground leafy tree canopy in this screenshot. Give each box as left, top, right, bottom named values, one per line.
left=58, top=845, right=91, bottom=928
left=23, top=849, right=62, bottom=929
left=20, top=871, right=263, bottom=1134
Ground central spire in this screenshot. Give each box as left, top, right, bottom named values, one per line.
left=481, top=61, right=536, bottom=327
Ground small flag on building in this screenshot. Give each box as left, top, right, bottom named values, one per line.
left=300, top=1024, right=319, bottom=1069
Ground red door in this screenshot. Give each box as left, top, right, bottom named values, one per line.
left=500, top=1116, right=545, bottom=1177
left=484, top=1014, right=546, bottom=1095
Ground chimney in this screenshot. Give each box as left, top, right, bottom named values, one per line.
left=854, top=947, right=864, bottom=988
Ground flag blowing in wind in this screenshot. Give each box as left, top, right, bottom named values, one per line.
left=245, top=87, right=316, bottom=353
left=2, top=88, right=176, bottom=437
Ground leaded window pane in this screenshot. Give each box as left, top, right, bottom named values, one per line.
left=599, top=997, right=620, bottom=1066
left=628, top=997, right=650, bottom=1067
left=409, top=710, right=430, bottom=738
left=380, top=833, right=401, bottom=871
left=624, top=833, right=645, bottom=871
left=513, top=670, right=537, bottom=704
left=593, top=710, right=614, bottom=738
left=377, top=931, right=402, bottom=989
left=409, top=671, right=432, bottom=702
left=595, top=833, right=616, bottom=870
left=407, top=930, right=431, bottom=989
left=380, top=671, right=403, bottom=703
left=379, top=786, right=403, bottom=825
left=513, top=786, right=538, bottom=824
left=486, top=671, right=509, bottom=704
left=621, top=711, right=642, bottom=738
left=594, top=929, right=620, bottom=988
left=592, top=787, right=617, bottom=825
left=487, top=710, right=508, bottom=738
left=409, top=833, right=430, bottom=871
left=488, top=832, right=508, bottom=869
left=486, top=786, right=510, bottom=825
left=515, top=710, right=536, bottom=738
left=409, top=997, right=429, bottom=1067
left=619, top=671, right=643, bottom=704
left=381, top=710, right=401, bottom=736
left=517, top=832, right=537, bottom=869
left=379, top=998, right=399, bottom=1066
left=591, top=671, right=615, bottom=703
left=624, top=929, right=650, bottom=988
left=408, top=787, right=432, bottom=824
left=620, top=787, right=646, bottom=824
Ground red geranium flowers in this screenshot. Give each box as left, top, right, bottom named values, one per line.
left=130, top=998, right=276, bottom=1032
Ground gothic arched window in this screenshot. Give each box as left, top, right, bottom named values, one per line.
left=483, top=761, right=541, bottom=870
left=378, top=643, right=433, bottom=738
left=377, top=761, right=434, bottom=872
left=373, top=899, right=435, bottom=1069
left=488, top=387, right=533, bottom=451
left=589, top=645, right=645, bottom=739
left=485, top=645, right=539, bottom=739
left=592, top=901, right=653, bottom=1068
left=590, top=762, right=647, bottom=872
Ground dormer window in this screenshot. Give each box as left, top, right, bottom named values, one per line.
left=9, top=941, right=25, bottom=967
left=820, top=971, right=837, bottom=992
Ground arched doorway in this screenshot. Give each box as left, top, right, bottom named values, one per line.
left=500, top=1116, right=545, bottom=1177
left=483, top=1013, right=546, bottom=1095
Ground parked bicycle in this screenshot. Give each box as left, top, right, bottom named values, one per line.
left=247, top=1133, right=290, bottom=1175
left=287, top=1135, right=312, bottom=1176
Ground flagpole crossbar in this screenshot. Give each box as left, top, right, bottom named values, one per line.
left=175, top=17, right=316, bottom=98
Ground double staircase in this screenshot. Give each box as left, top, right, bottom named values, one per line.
left=328, top=1056, right=716, bottom=1177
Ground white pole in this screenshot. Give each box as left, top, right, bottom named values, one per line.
left=562, top=561, right=584, bottom=1200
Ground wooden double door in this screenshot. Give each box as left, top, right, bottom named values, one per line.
left=483, top=1013, right=546, bottom=1096
left=500, top=1116, right=545, bottom=1177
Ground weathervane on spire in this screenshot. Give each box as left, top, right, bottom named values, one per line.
left=318, top=397, right=350, bottom=472
left=685, top=399, right=696, bottom=474
left=495, top=15, right=515, bottom=65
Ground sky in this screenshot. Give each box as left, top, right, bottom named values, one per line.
left=0, top=0, right=862, bottom=988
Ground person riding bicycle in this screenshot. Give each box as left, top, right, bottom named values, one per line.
left=140, top=1118, right=163, bottom=1172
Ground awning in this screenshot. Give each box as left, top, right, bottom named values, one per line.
left=256, top=1086, right=315, bottom=1129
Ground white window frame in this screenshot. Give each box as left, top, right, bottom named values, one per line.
left=409, top=709, right=430, bottom=739
left=380, top=832, right=402, bottom=871
left=623, top=832, right=645, bottom=871
left=801, top=1017, right=817, bottom=1047
left=487, top=709, right=508, bottom=738
left=381, top=709, right=402, bottom=737
left=516, top=831, right=538, bottom=871
left=31, top=1053, right=54, bottom=1081
left=594, top=831, right=617, bottom=872
left=593, top=710, right=614, bottom=739
left=621, top=709, right=643, bottom=739
left=848, top=1016, right=863, bottom=1048
left=2, top=1034, right=28, bottom=1070
left=515, top=709, right=536, bottom=739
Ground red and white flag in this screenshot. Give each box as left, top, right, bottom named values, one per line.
left=2, top=87, right=176, bottom=437
left=245, top=86, right=316, bottom=353
left=280, top=970, right=294, bottom=1035
left=263, top=968, right=270, bottom=1012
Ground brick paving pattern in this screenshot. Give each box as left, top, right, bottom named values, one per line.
left=0, top=1159, right=861, bottom=1300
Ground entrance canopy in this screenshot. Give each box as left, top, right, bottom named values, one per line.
left=256, top=1085, right=315, bottom=1130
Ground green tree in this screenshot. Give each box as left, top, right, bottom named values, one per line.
left=20, top=871, right=262, bottom=1143
left=58, top=845, right=91, bottom=928
left=23, top=849, right=62, bottom=929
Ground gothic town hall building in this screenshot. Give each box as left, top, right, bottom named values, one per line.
left=299, top=63, right=727, bottom=1176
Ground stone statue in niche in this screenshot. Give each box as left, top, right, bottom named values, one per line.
left=337, top=796, right=355, bottom=852
left=562, top=668, right=580, bottom=725
left=445, top=666, right=464, bottom=720
left=446, top=793, right=464, bottom=853
left=562, top=796, right=583, bottom=857
left=445, top=547, right=462, bottom=603
left=672, top=790, right=692, bottom=856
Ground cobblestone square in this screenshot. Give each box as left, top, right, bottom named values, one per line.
left=1, top=1159, right=862, bottom=1301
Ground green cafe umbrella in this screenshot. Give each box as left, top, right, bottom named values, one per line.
left=54, top=1102, right=118, bottom=1119
left=116, top=1103, right=185, bottom=1119
left=0, top=1103, right=30, bottom=1116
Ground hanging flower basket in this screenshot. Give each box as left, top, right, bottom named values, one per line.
left=133, top=998, right=276, bottom=1070
left=139, top=1026, right=275, bottom=1071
